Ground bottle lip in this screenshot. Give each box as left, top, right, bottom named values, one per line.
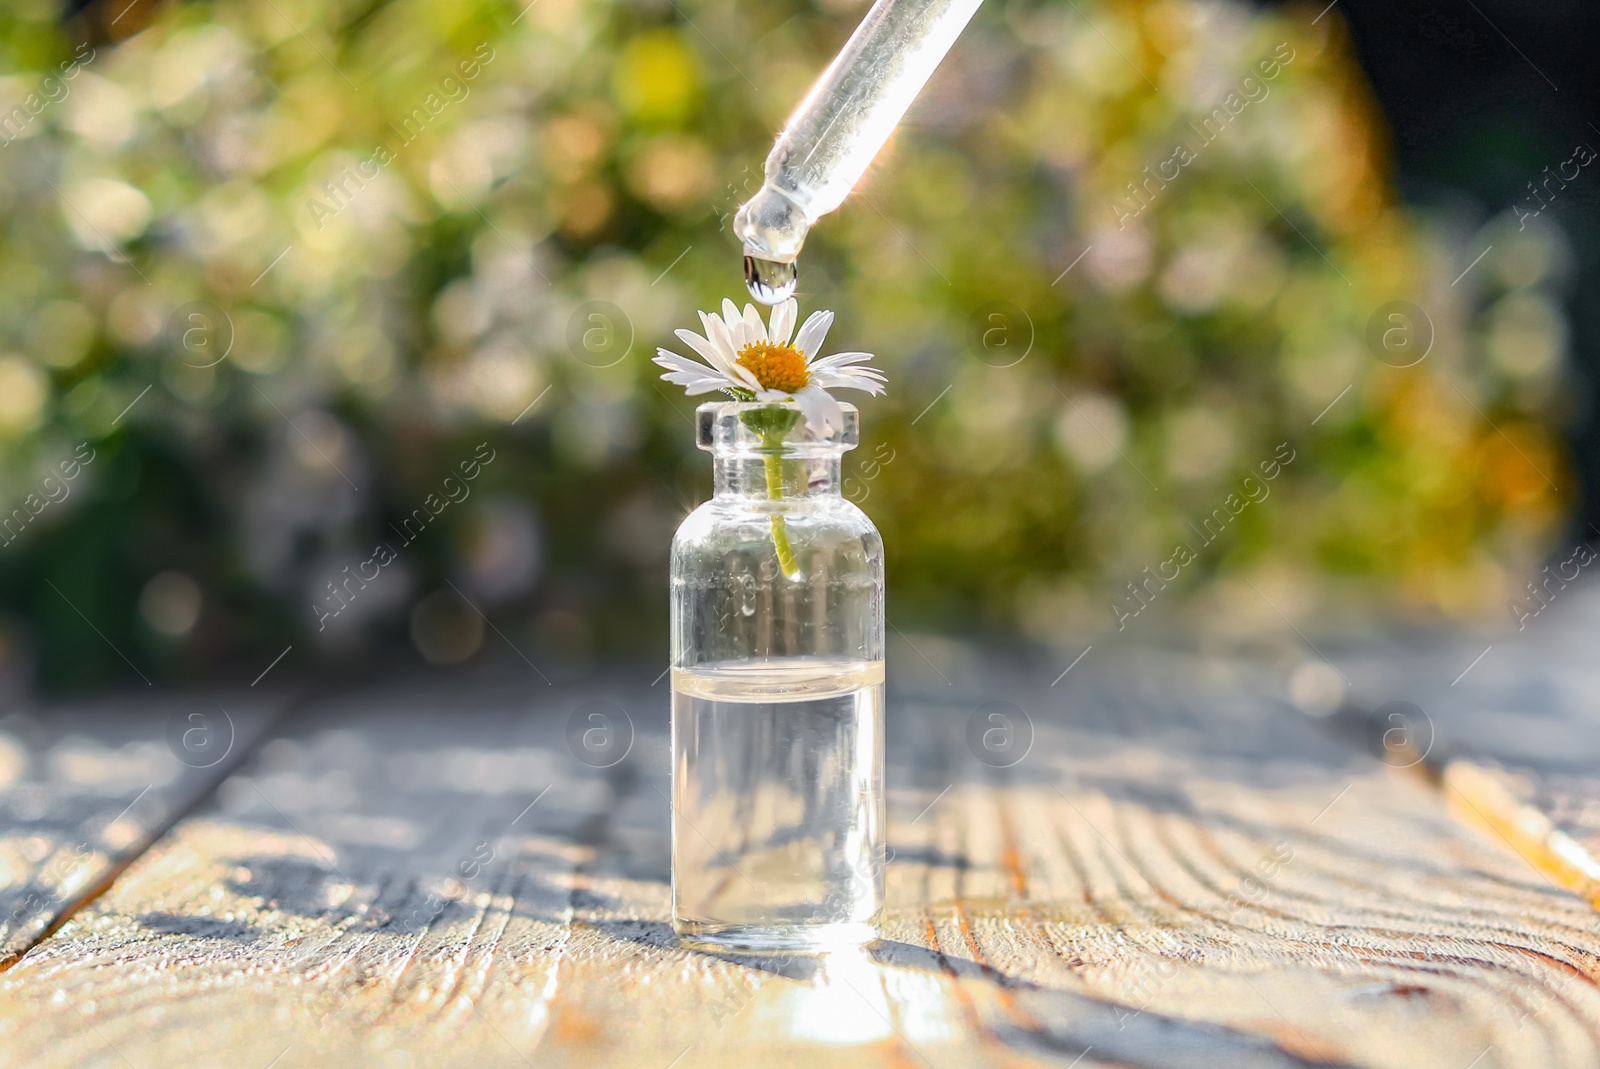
left=696, top=400, right=858, bottom=453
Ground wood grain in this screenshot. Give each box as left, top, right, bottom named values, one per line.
left=0, top=650, right=1596, bottom=1068
left=0, top=694, right=279, bottom=965
left=1332, top=586, right=1600, bottom=910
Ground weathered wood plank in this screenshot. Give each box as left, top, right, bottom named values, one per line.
left=1331, top=586, right=1600, bottom=907
left=889, top=651, right=1600, bottom=1069
left=0, top=694, right=279, bottom=965
left=0, top=671, right=1024, bottom=1068
left=0, top=650, right=1596, bottom=1068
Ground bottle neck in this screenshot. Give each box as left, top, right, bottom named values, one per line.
left=713, top=449, right=843, bottom=500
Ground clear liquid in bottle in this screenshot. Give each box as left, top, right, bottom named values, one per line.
left=671, top=656, right=885, bottom=954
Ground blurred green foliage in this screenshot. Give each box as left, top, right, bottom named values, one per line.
left=0, top=0, right=1574, bottom=690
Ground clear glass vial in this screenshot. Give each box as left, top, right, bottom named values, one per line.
left=670, top=400, right=886, bottom=954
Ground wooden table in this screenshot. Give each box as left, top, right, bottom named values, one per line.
left=2, top=593, right=1597, bottom=1069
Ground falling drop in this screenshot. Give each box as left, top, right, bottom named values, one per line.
left=744, top=255, right=798, bottom=304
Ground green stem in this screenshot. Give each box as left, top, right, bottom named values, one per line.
left=761, top=435, right=801, bottom=580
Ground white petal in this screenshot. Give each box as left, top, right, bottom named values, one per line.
left=812, top=368, right=886, bottom=395
left=703, top=312, right=740, bottom=364
left=795, top=385, right=843, bottom=435
left=815, top=363, right=886, bottom=384
left=676, top=328, right=739, bottom=378
left=768, top=299, right=797, bottom=347
left=658, top=365, right=724, bottom=386
left=677, top=377, right=736, bottom=395
left=700, top=307, right=730, bottom=350
left=654, top=351, right=732, bottom=389
left=731, top=363, right=763, bottom=391
left=655, top=348, right=720, bottom=378
left=653, top=347, right=696, bottom=369
left=700, top=312, right=740, bottom=361
left=672, top=329, right=719, bottom=367
left=741, top=303, right=767, bottom=345
left=721, top=298, right=747, bottom=349
left=793, top=386, right=830, bottom=436
left=793, top=310, right=834, bottom=361
left=807, top=351, right=879, bottom=371
left=657, top=371, right=732, bottom=395
left=697, top=311, right=737, bottom=360
left=817, top=387, right=844, bottom=430
left=754, top=388, right=791, bottom=402
left=820, top=373, right=886, bottom=393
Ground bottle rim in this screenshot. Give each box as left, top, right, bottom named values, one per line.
left=696, top=400, right=858, bottom=454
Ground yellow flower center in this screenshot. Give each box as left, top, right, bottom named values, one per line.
left=737, top=342, right=809, bottom=394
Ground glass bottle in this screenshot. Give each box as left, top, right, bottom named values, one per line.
left=670, top=399, right=885, bottom=954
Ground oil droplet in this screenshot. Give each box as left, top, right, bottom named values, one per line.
left=744, top=255, right=798, bottom=305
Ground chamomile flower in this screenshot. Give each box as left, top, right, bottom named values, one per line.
left=653, top=298, right=887, bottom=433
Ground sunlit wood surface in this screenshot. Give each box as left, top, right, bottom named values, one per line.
left=0, top=695, right=278, bottom=964
left=0, top=597, right=1597, bottom=1069
left=1339, top=590, right=1600, bottom=907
